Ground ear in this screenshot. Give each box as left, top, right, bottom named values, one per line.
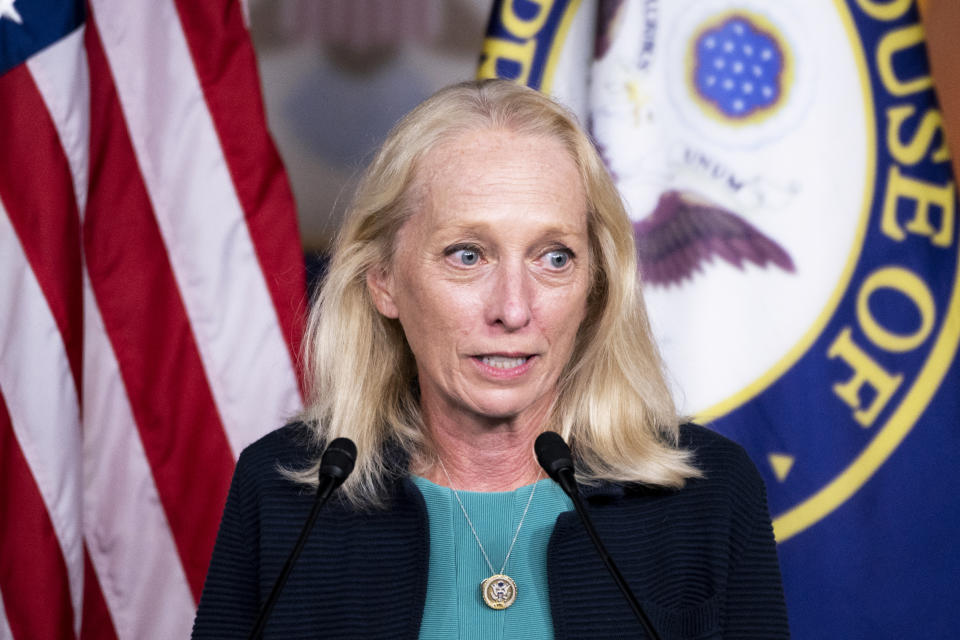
left=366, top=266, right=400, bottom=319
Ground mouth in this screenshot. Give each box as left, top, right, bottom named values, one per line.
left=479, top=355, right=529, bottom=369
left=471, top=353, right=536, bottom=377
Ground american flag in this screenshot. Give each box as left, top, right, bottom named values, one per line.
left=0, top=0, right=305, bottom=637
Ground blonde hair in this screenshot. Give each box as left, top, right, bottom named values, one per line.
left=296, top=79, right=700, bottom=505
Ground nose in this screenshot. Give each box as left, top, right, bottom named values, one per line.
left=485, top=260, right=532, bottom=331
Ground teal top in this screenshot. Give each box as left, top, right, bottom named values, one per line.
left=412, top=476, right=574, bottom=640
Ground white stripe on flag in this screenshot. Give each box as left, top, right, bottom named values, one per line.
left=0, top=203, right=83, bottom=637
left=0, top=601, right=14, bottom=640
left=81, top=273, right=196, bottom=640
left=88, top=0, right=300, bottom=457
left=26, top=27, right=90, bottom=217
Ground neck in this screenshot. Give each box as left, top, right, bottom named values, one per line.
left=418, top=405, right=548, bottom=492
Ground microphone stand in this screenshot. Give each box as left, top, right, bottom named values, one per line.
left=536, top=432, right=662, bottom=640
left=247, top=438, right=356, bottom=640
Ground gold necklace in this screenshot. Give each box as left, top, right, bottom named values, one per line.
left=437, top=459, right=541, bottom=610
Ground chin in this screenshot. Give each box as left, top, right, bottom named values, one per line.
left=471, top=406, right=525, bottom=421
left=464, top=391, right=550, bottom=424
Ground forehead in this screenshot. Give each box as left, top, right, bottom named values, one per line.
left=407, top=129, right=587, bottom=234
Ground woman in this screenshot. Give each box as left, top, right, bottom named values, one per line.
left=193, top=79, right=789, bottom=638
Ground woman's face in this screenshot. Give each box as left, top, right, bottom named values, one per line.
left=367, top=128, right=592, bottom=429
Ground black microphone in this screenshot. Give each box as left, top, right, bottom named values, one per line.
left=534, top=430, right=577, bottom=494
left=248, top=437, right=357, bottom=640
left=535, top=432, right=661, bottom=640
left=316, top=437, right=358, bottom=491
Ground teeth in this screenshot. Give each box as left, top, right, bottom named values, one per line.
left=481, top=356, right=527, bottom=369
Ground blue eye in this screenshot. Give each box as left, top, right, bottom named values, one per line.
left=545, top=250, right=571, bottom=269
left=452, top=247, right=480, bottom=266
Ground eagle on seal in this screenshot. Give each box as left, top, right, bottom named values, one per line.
left=634, top=190, right=795, bottom=287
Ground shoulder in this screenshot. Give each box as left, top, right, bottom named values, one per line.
left=239, top=421, right=318, bottom=463
left=594, top=423, right=767, bottom=514
left=609, top=423, right=774, bottom=530
left=222, top=422, right=324, bottom=519
left=679, top=422, right=765, bottom=491
left=234, top=422, right=319, bottom=482
left=233, top=424, right=420, bottom=515
left=678, top=421, right=747, bottom=459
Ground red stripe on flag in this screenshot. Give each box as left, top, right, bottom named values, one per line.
left=83, top=20, right=236, bottom=602
left=173, top=0, right=306, bottom=387
left=79, top=548, right=118, bottom=640
left=0, top=390, right=76, bottom=640
left=0, top=66, right=83, bottom=396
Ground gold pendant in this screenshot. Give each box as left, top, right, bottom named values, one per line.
left=481, top=574, right=517, bottom=610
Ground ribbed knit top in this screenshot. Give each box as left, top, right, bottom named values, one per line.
left=412, top=476, right=573, bottom=639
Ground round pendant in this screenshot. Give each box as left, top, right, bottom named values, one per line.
left=481, top=574, right=517, bottom=610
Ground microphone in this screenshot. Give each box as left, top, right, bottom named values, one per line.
left=534, top=432, right=661, bottom=640
left=317, top=437, right=358, bottom=492
left=534, top=430, right=577, bottom=494
left=248, top=437, right=357, bottom=640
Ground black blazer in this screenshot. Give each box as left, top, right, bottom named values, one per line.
left=192, top=423, right=789, bottom=639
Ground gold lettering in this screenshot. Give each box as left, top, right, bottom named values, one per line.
left=886, top=105, right=950, bottom=165
left=477, top=37, right=536, bottom=85
left=827, top=328, right=904, bottom=427
left=501, top=0, right=553, bottom=40
left=880, top=165, right=955, bottom=246
left=855, top=0, right=912, bottom=21
left=877, top=25, right=932, bottom=97
left=856, top=267, right=936, bottom=352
